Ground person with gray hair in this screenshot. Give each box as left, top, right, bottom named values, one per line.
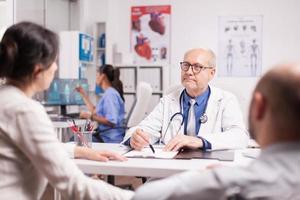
left=133, top=63, right=300, bottom=199
left=123, top=48, right=248, bottom=151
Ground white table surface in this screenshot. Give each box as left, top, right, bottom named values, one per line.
left=52, top=119, right=86, bottom=128
left=74, top=143, right=257, bottom=178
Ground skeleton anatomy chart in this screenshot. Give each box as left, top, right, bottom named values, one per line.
left=218, top=16, right=263, bottom=77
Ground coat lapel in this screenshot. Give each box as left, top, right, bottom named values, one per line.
left=197, top=86, right=222, bottom=136
left=164, top=88, right=185, bottom=142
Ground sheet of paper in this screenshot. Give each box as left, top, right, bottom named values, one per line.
left=124, top=147, right=178, bottom=159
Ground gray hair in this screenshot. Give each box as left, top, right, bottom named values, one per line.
left=206, top=48, right=216, bottom=68
left=184, top=48, right=216, bottom=68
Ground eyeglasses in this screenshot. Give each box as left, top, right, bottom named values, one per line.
left=180, top=61, right=213, bottom=74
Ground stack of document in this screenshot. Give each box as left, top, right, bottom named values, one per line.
left=124, top=147, right=178, bottom=159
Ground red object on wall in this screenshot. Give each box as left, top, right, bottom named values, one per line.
left=149, top=12, right=165, bottom=35
left=134, top=34, right=152, bottom=60
left=131, top=5, right=171, bottom=63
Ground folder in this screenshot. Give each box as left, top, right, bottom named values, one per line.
left=175, top=149, right=235, bottom=161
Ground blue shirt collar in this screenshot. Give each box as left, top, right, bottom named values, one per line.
left=183, top=86, right=210, bottom=107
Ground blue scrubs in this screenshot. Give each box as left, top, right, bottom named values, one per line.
left=95, top=87, right=125, bottom=143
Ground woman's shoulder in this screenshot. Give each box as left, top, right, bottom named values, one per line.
left=106, top=87, right=118, bottom=93
left=104, top=87, right=121, bottom=97
left=0, top=85, right=46, bottom=116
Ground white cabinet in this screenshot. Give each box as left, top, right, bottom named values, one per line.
left=94, top=22, right=106, bottom=67
left=138, top=66, right=163, bottom=93
left=58, top=31, right=94, bottom=80
left=116, top=65, right=168, bottom=117
left=15, top=0, right=71, bottom=32
left=93, top=22, right=106, bottom=95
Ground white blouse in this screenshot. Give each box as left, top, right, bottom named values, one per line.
left=0, top=85, right=133, bottom=200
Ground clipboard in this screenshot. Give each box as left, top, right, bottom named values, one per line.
left=175, top=149, right=235, bottom=161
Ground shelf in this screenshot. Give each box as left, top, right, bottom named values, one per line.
left=80, top=61, right=94, bottom=66
left=94, top=22, right=106, bottom=67
left=124, top=92, right=136, bottom=95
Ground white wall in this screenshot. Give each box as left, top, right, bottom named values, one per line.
left=46, top=0, right=70, bottom=32
left=112, top=0, right=300, bottom=70
left=15, top=0, right=45, bottom=25
left=103, top=0, right=300, bottom=122
left=15, top=0, right=71, bottom=33
left=0, top=0, right=14, bottom=34
left=77, top=0, right=108, bottom=34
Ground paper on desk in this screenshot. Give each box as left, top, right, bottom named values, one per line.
left=124, top=147, right=178, bottom=159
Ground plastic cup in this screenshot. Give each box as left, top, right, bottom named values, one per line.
left=75, top=131, right=93, bottom=148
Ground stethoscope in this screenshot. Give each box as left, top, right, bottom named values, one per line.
left=159, top=90, right=209, bottom=144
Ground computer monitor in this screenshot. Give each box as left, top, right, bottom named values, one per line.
left=44, top=79, right=89, bottom=115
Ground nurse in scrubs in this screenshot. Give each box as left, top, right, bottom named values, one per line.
left=76, top=64, right=126, bottom=143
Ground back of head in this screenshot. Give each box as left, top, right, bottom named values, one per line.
left=99, top=64, right=114, bottom=83
left=99, top=64, right=124, bottom=101
left=0, top=22, right=58, bottom=84
left=255, top=63, right=300, bottom=135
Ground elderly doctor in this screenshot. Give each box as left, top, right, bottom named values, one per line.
left=123, top=48, right=249, bottom=151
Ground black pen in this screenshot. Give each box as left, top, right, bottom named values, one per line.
left=139, top=128, right=155, bottom=154
left=72, top=119, right=77, bottom=127
left=149, top=144, right=155, bottom=154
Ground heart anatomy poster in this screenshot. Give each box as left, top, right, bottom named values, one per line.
left=218, top=16, right=263, bottom=77
left=131, top=5, right=171, bottom=64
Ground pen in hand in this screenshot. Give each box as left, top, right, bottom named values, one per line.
left=137, top=128, right=155, bottom=154
left=149, top=144, right=155, bottom=154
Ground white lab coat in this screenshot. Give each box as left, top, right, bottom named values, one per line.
left=123, top=86, right=249, bottom=150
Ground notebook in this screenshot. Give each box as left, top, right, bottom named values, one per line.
left=124, top=147, right=179, bottom=159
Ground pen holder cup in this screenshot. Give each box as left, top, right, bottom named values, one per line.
left=75, top=131, right=94, bottom=148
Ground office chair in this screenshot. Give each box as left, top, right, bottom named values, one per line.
left=164, top=84, right=183, bottom=95
left=91, top=82, right=153, bottom=144
left=126, top=81, right=153, bottom=128
left=105, top=82, right=152, bottom=188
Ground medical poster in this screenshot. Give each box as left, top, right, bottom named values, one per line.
left=131, top=5, right=171, bottom=63
left=218, top=16, right=263, bottom=77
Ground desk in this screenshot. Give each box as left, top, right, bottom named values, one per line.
left=74, top=143, right=256, bottom=178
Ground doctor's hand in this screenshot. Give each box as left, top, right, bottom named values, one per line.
left=130, top=128, right=151, bottom=150
left=163, top=135, right=203, bottom=151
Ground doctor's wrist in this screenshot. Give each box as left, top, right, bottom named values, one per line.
left=197, top=136, right=212, bottom=151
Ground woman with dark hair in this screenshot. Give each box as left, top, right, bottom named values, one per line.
left=0, top=22, right=133, bottom=199
left=76, top=64, right=126, bottom=143
left=111, top=66, right=125, bottom=102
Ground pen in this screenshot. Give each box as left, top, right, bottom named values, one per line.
left=149, top=144, right=155, bottom=154
left=68, top=122, right=89, bottom=147
left=72, top=119, right=77, bottom=128
left=139, top=128, right=155, bottom=154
